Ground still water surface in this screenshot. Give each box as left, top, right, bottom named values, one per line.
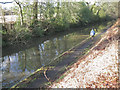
left=1, top=22, right=110, bottom=88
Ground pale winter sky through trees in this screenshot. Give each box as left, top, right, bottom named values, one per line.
left=0, top=0, right=119, bottom=9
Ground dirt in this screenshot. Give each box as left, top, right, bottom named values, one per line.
left=50, top=19, right=120, bottom=88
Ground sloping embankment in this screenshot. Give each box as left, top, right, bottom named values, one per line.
left=51, top=19, right=120, bottom=88
left=10, top=20, right=115, bottom=88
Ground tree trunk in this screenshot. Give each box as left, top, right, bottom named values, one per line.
left=19, top=5, right=24, bottom=26
left=33, top=0, right=38, bottom=24
left=1, top=8, right=5, bottom=26
left=57, top=0, right=60, bottom=16
left=14, top=0, right=24, bottom=26
left=91, top=3, right=96, bottom=12
left=96, top=8, right=101, bottom=16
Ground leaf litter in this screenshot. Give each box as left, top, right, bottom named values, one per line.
left=50, top=19, right=120, bottom=88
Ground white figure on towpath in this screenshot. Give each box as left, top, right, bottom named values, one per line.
left=90, top=28, right=95, bottom=40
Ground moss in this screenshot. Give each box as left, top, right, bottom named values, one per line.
left=56, top=74, right=66, bottom=83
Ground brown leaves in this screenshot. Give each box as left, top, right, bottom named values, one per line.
left=51, top=20, right=119, bottom=88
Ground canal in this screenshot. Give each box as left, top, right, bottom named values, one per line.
left=1, top=21, right=112, bottom=88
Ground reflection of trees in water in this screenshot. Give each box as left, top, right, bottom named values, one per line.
left=58, top=37, right=64, bottom=54
left=3, top=31, right=91, bottom=74
left=18, top=47, right=42, bottom=72
left=49, top=39, right=56, bottom=59
left=2, top=33, right=88, bottom=74
left=32, top=47, right=41, bottom=69
left=2, top=57, right=4, bottom=62
left=40, top=39, right=57, bottom=64
left=39, top=43, right=45, bottom=65
left=38, top=38, right=67, bottom=65
left=56, top=38, right=61, bottom=55
left=5, top=56, right=10, bottom=73
left=18, top=51, right=26, bottom=72
left=23, top=51, right=26, bottom=72
left=2, top=56, right=10, bottom=73
left=63, top=35, right=68, bottom=51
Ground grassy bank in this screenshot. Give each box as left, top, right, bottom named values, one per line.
left=2, top=18, right=115, bottom=48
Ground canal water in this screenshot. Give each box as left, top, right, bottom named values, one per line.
left=1, top=22, right=112, bottom=88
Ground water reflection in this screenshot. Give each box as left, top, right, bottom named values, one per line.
left=1, top=21, right=110, bottom=88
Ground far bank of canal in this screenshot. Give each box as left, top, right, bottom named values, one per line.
left=1, top=21, right=115, bottom=88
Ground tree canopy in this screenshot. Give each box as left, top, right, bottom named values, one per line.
left=1, top=0, right=118, bottom=46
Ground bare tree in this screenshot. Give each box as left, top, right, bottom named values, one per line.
left=0, top=7, right=5, bottom=26
left=14, top=0, right=24, bottom=26
left=33, top=0, right=38, bottom=24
